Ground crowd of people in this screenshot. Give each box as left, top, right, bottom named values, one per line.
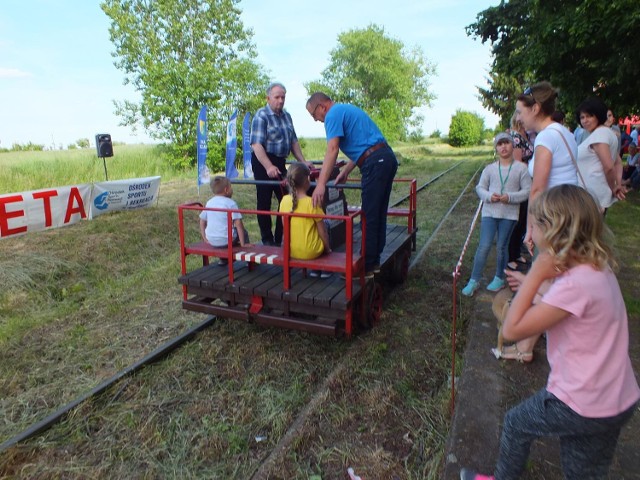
left=460, top=82, right=639, bottom=480
left=201, top=82, right=397, bottom=279
left=198, top=79, right=638, bottom=480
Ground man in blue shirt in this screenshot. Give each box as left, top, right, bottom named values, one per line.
left=250, top=82, right=308, bottom=246
left=307, top=92, right=398, bottom=275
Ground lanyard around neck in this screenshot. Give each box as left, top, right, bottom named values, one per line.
left=498, top=160, right=513, bottom=194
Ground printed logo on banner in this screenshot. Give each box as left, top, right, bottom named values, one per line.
left=94, top=192, right=109, bottom=210
left=92, top=188, right=126, bottom=211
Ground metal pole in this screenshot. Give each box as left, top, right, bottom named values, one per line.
left=230, top=179, right=361, bottom=189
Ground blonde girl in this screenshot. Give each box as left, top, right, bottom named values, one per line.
left=461, top=184, right=639, bottom=480
left=279, top=163, right=330, bottom=270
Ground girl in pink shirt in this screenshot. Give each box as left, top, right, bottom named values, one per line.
left=461, top=184, right=640, bottom=480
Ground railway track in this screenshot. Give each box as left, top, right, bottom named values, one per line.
left=0, top=160, right=479, bottom=461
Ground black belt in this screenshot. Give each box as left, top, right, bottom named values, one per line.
left=356, top=142, right=388, bottom=167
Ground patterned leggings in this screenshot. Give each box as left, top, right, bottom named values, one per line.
left=494, top=389, right=636, bottom=480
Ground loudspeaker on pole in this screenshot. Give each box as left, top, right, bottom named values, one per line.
left=95, top=133, right=113, bottom=158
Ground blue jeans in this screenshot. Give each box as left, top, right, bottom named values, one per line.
left=360, top=146, right=398, bottom=271
left=470, top=217, right=516, bottom=282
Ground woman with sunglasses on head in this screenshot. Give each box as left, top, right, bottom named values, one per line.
left=493, top=81, right=579, bottom=363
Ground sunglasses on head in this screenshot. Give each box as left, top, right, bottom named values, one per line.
left=523, top=86, right=533, bottom=96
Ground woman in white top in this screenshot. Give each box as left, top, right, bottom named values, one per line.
left=495, top=82, right=579, bottom=362
left=576, top=98, right=625, bottom=212
left=516, top=82, right=579, bottom=251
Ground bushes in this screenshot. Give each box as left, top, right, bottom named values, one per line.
left=448, top=110, right=485, bottom=147
left=10, top=142, right=46, bottom=152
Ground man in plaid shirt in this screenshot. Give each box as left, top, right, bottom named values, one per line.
left=250, top=82, right=309, bottom=246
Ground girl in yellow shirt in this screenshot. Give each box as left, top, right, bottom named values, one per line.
left=279, top=163, right=331, bottom=276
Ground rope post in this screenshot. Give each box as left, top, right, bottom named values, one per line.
left=450, top=199, right=483, bottom=415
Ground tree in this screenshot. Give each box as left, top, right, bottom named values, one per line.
left=101, top=0, right=268, bottom=167
left=467, top=0, right=640, bottom=119
left=476, top=71, right=537, bottom=130
left=448, top=110, right=484, bottom=147
left=306, top=24, right=435, bottom=142
left=76, top=138, right=90, bottom=148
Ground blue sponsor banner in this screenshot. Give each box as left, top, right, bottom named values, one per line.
left=225, top=109, right=239, bottom=179
left=196, top=106, right=210, bottom=188
left=242, top=112, right=253, bottom=178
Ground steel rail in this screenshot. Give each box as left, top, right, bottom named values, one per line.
left=0, top=161, right=470, bottom=453
left=0, top=316, right=217, bottom=453
left=389, top=161, right=462, bottom=208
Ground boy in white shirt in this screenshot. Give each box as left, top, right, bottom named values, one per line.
left=199, top=176, right=250, bottom=265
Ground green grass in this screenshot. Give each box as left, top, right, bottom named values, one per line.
left=0, top=140, right=490, bottom=479
left=0, top=138, right=335, bottom=194
left=5, top=141, right=638, bottom=478
left=0, top=144, right=195, bottom=193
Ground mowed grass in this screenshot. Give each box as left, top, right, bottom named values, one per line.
left=6, top=140, right=638, bottom=478
left=0, top=139, right=486, bottom=478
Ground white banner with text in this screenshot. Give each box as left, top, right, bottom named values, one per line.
left=1, top=177, right=162, bottom=239
left=89, top=176, right=161, bottom=219
left=0, top=184, right=92, bottom=239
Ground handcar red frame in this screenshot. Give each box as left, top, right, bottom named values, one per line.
left=177, top=178, right=417, bottom=337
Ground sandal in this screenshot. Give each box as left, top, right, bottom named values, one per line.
left=491, top=344, right=533, bottom=363
left=507, top=263, right=529, bottom=272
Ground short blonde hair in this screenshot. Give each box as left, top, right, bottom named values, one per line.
left=210, top=176, right=230, bottom=195
left=529, top=184, right=616, bottom=270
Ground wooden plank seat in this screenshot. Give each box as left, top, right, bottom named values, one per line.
left=183, top=242, right=363, bottom=275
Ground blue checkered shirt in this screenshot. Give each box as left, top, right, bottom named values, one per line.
left=250, top=104, right=298, bottom=158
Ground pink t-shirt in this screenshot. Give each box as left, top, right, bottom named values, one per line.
left=542, top=264, right=640, bottom=418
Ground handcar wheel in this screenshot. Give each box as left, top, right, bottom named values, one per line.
left=355, top=279, right=383, bottom=331
left=369, top=281, right=383, bottom=326
left=391, top=250, right=410, bottom=284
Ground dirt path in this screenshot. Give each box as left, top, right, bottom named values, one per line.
left=443, top=194, right=640, bottom=479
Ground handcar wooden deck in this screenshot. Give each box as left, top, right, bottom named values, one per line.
left=177, top=178, right=417, bottom=337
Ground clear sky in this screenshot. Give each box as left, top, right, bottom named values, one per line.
left=0, top=0, right=499, bottom=150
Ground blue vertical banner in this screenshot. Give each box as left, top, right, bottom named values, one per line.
left=242, top=112, right=253, bottom=178
left=225, top=109, right=239, bottom=179
left=196, top=106, right=210, bottom=191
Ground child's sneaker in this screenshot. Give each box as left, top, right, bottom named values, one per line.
left=461, top=279, right=479, bottom=297
left=309, top=270, right=321, bottom=278
left=486, top=276, right=505, bottom=292
left=320, top=271, right=332, bottom=279
left=460, top=468, right=494, bottom=480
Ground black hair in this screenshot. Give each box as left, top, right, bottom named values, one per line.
left=575, top=98, right=608, bottom=126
